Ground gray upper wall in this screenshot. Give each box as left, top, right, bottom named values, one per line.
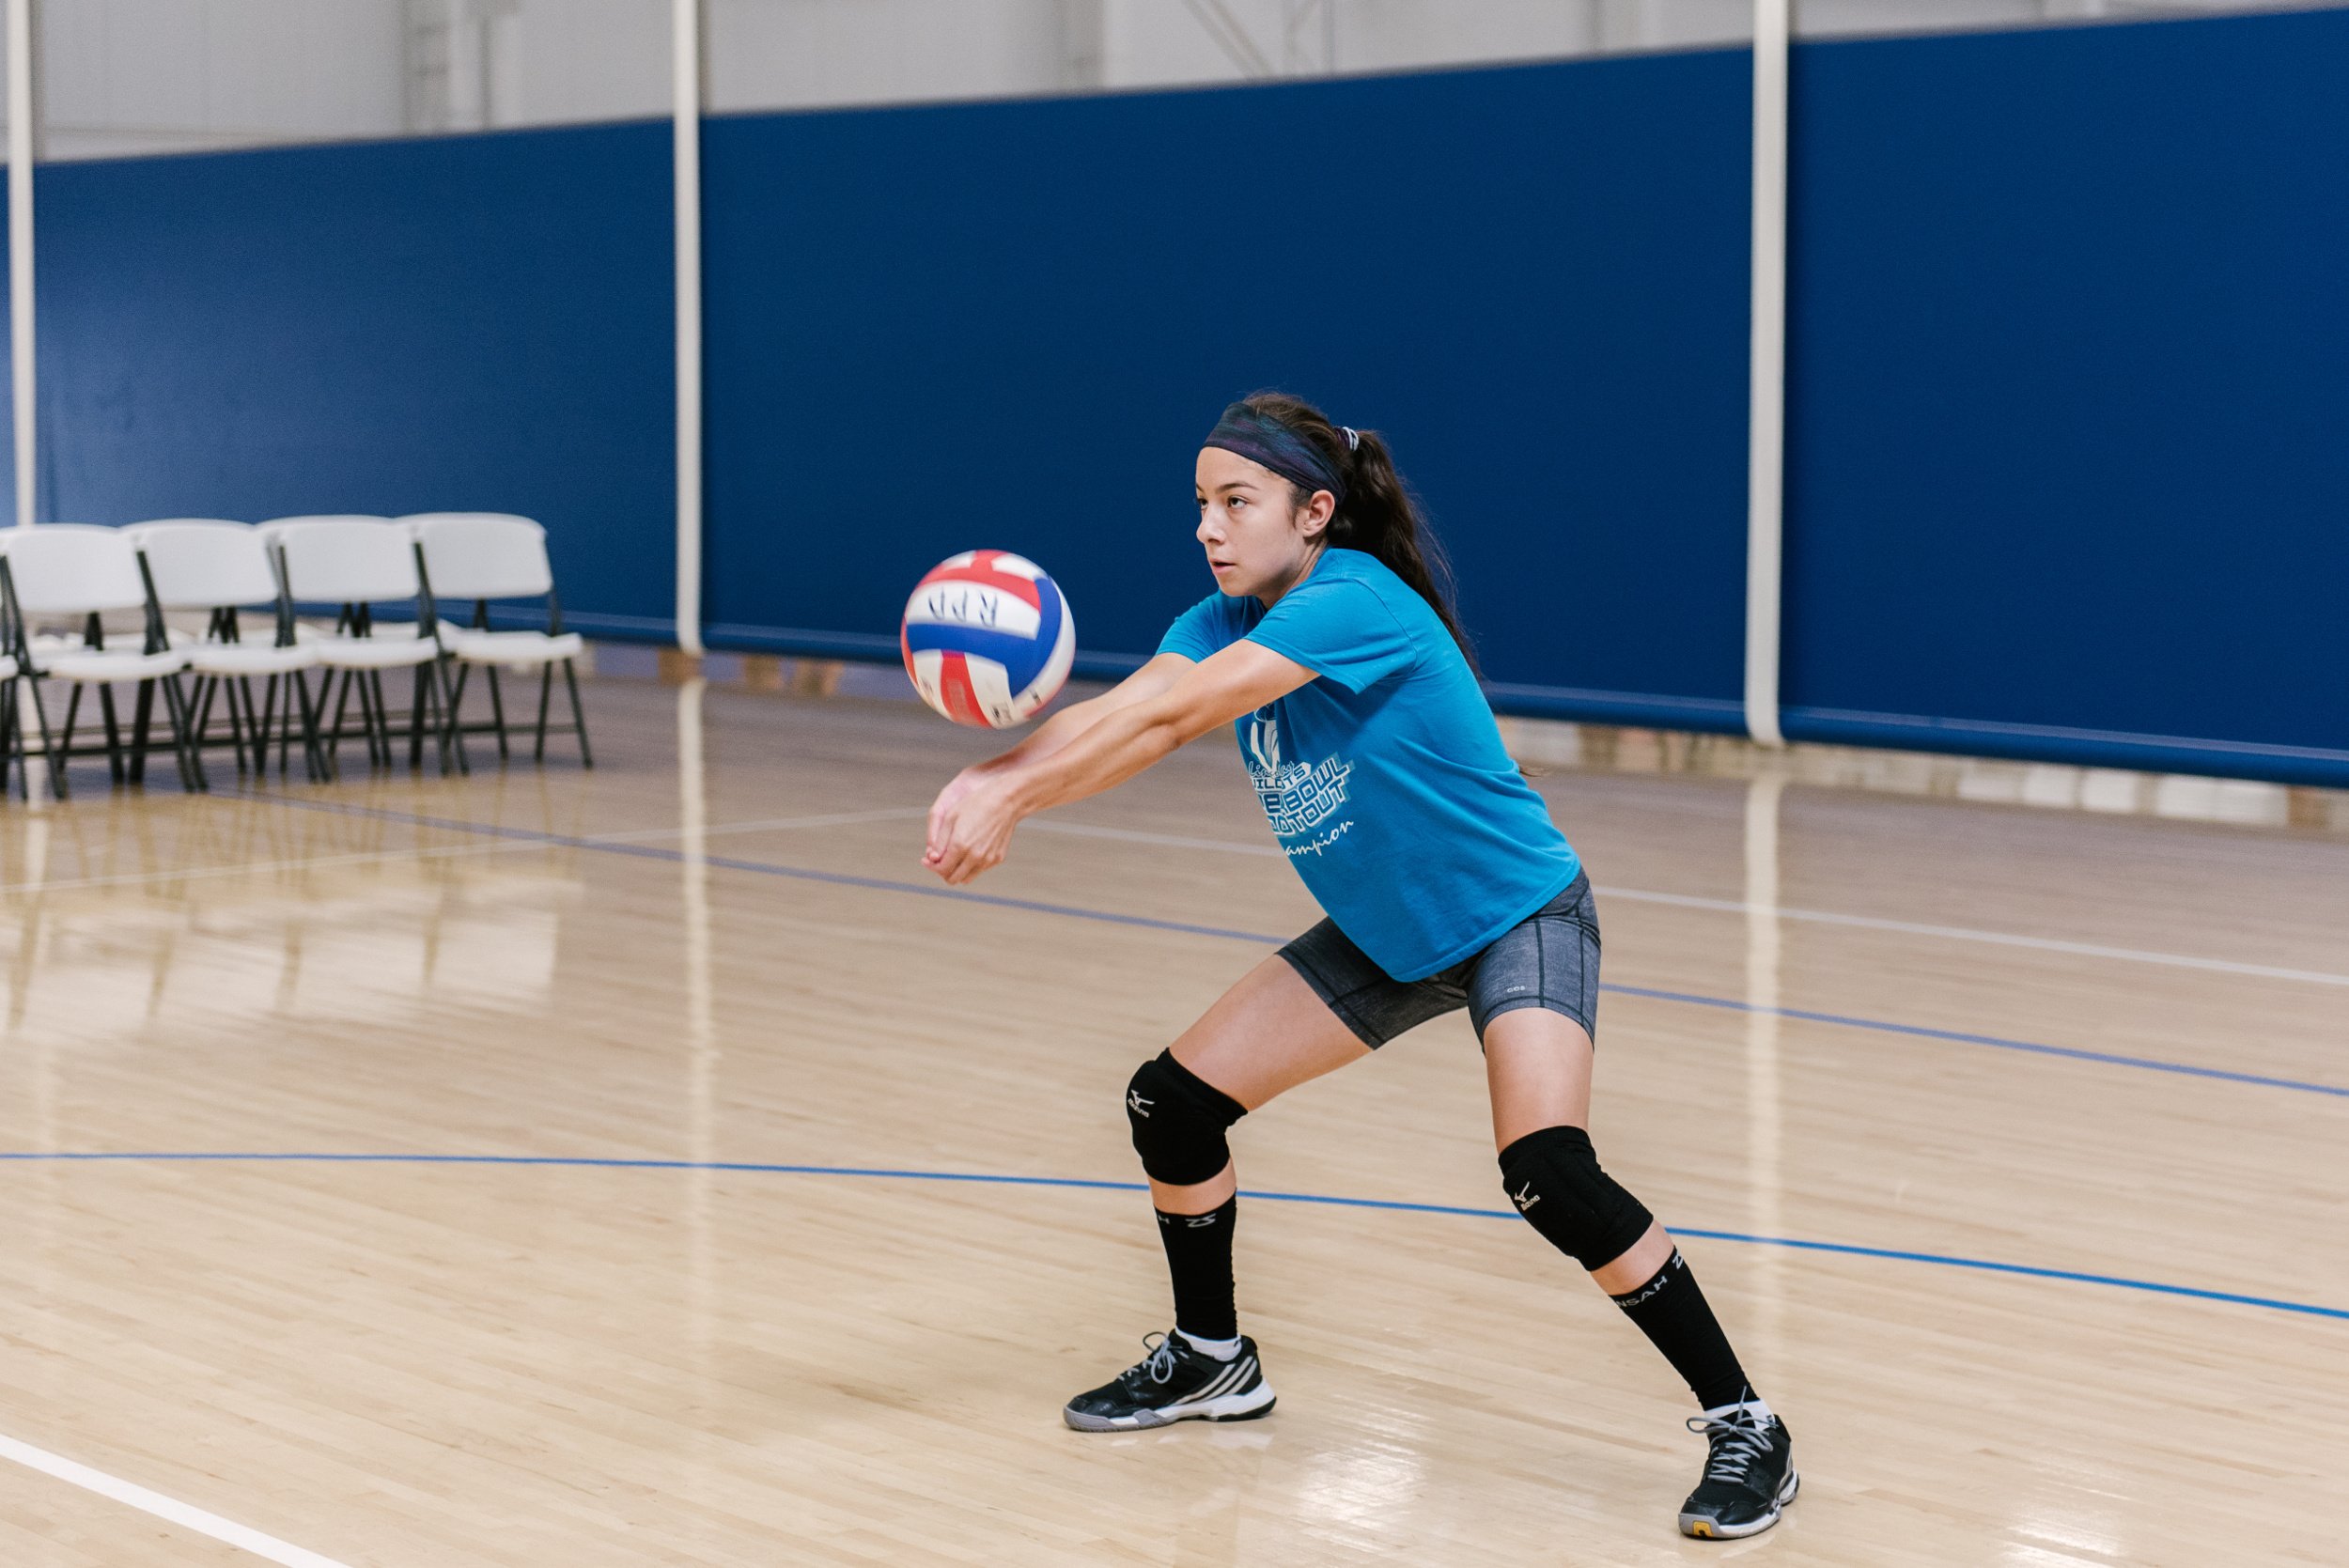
left=15, top=0, right=2340, bottom=162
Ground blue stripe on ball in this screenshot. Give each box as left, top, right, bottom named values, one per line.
left=904, top=578, right=1063, bottom=693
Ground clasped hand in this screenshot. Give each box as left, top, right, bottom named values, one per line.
left=925, top=767, right=1022, bottom=886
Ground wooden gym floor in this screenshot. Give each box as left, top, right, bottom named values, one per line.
left=0, top=674, right=2342, bottom=1566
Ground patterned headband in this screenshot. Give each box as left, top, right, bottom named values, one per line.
left=1203, top=402, right=1349, bottom=503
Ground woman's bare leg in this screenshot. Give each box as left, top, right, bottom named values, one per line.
left=1146, top=953, right=1371, bottom=1215
left=1061, top=955, right=1367, bottom=1431
left=1482, top=1003, right=1793, bottom=1523
left=1482, top=1007, right=1673, bottom=1290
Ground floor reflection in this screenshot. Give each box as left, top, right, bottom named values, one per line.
left=0, top=809, right=581, bottom=1045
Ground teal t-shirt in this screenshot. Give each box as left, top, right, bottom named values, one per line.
left=1157, top=549, right=1580, bottom=981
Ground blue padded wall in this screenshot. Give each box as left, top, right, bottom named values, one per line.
left=1782, top=10, right=2349, bottom=781
left=29, top=123, right=676, bottom=633
left=701, top=52, right=1753, bottom=727
left=21, top=12, right=2342, bottom=784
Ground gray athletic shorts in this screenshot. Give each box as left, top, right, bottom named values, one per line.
left=1276, top=870, right=1600, bottom=1048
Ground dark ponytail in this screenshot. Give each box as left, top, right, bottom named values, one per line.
left=1235, top=391, right=1476, bottom=670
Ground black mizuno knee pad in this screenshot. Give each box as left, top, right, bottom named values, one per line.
left=1497, top=1125, right=1655, bottom=1272
left=1125, top=1050, right=1246, bottom=1187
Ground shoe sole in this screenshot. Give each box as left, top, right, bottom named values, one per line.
left=1679, top=1469, right=1799, bottom=1540
left=1063, top=1383, right=1277, bottom=1433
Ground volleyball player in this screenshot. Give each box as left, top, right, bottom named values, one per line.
left=923, top=394, right=1797, bottom=1540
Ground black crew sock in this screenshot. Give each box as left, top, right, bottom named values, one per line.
left=1155, top=1196, right=1238, bottom=1343
left=1610, top=1249, right=1753, bottom=1411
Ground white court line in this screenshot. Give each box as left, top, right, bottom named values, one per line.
left=0, top=805, right=932, bottom=897
left=0, top=1431, right=352, bottom=1567
left=1022, top=817, right=2349, bottom=988
left=1594, top=888, right=2349, bottom=988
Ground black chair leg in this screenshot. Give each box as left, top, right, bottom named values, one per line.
left=443, top=661, right=472, bottom=766
left=221, top=677, right=251, bottom=775
left=353, top=671, right=383, bottom=768
left=5, top=680, right=26, bottom=802
left=160, top=675, right=207, bottom=793
left=0, top=678, right=20, bottom=800
left=58, top=685, right=84, bottom=787
left=29, top=677, right=68, bottom=800
left=97, top=683, right=126, bottom=786
left=253, top=675, right=277, bottom=774
left=327, top=668, right=356, bottom=766
left=434, top=659, right=470, bottom=777
left=562, top=659, right=593, bottom=769
left=129, top=679, right=157, bottom=785
left=239, top=676, right=264, bottom=774
left=150, top=678, right=189, bottom=792
left=484, top=664, right=510, bottom=760
left=533, top=664, right=553, bottom=763
left=407, top=665, right=428, bottom=771
left=369, top=670, right=394, bottom=768
left=192, top=675, right=222, bottom=775
left=293, top=672, right=330, bottom=782
left=278, top=675, right=301, bottom=777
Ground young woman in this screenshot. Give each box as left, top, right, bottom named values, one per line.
left=923, top=393, right=1797, bottom=1541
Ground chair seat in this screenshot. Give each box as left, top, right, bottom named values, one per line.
left=311, top=635, right=440, bottom=670
left=443, top=629, right=584, bottom=666
left=33, top=646, right=190, bottom=682
left=184, top=642, right=324, bottom=676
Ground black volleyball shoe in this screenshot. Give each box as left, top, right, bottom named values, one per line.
left=1062, top=1330, right=1277, bottom=1432
left=1677, top=1406, right=1798, bottom=1540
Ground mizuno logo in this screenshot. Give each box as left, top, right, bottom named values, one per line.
left=1511, top=1183, right=1541, bottom=1213
left=1128, top=1092, right=1152, bottom=1116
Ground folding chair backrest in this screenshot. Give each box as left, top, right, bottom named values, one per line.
left=404, top=514, right=554, bottom=600
left=265, top=516, right=419, bottom=604
left=127, top=520, right=281, bottom=611
left=0, top=525, right=152, bottom=617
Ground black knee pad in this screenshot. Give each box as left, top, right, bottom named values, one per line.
left=1125, top=1050, right=1246, bottom=1187
left=1497, top=1126, right=1655, bottom=1271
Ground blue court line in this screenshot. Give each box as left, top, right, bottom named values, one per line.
left=4, top=1150, right=2342, bottom=1323
left=245, top=791, right=2349, bottom=1102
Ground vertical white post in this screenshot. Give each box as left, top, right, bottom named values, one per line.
left=672, top=0, right=706, bottom=656
left=8, top=0, right=34, bottom=530
left=1744, top=0, right=1788, bottom=746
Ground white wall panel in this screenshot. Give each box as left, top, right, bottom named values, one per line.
left=42, top=0, right=406, bottom=160
left=708, top=0, right=1076, bottom=113
left=24, top=0, right=2339, bottom=160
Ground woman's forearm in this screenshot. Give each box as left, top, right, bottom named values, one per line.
left=1005, top=701, right=1186, bottom=815
left=971, top=693, right=1112, bottom=776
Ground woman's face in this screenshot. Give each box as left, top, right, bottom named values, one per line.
left=1195, top=445, right=1335, bottom=603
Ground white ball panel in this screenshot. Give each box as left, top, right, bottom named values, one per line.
left=964, top=656, right=1020, bottom=728
left=902, top=581, right=1045, bottom=641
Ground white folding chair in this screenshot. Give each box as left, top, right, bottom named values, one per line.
left=0, top=525, right=204, bottom=797
left=263, top=515, right=464, bottom=775
left=404, top=513, right=591, bottom=766
left=129, top=520, right=329, bottom=782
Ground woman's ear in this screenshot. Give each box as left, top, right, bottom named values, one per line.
left=1299, top=488, right=1337, bottom=540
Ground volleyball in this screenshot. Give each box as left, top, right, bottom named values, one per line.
left=900, top=550, right=1077, bottom=728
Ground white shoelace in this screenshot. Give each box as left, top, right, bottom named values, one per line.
left=1128, top=1333, right=1180, bottom=1388
left=1688, top=1413, right=1775, bottom=1484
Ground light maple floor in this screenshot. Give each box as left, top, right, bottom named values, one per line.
left=1, top=675, right=2343, bottom=1566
